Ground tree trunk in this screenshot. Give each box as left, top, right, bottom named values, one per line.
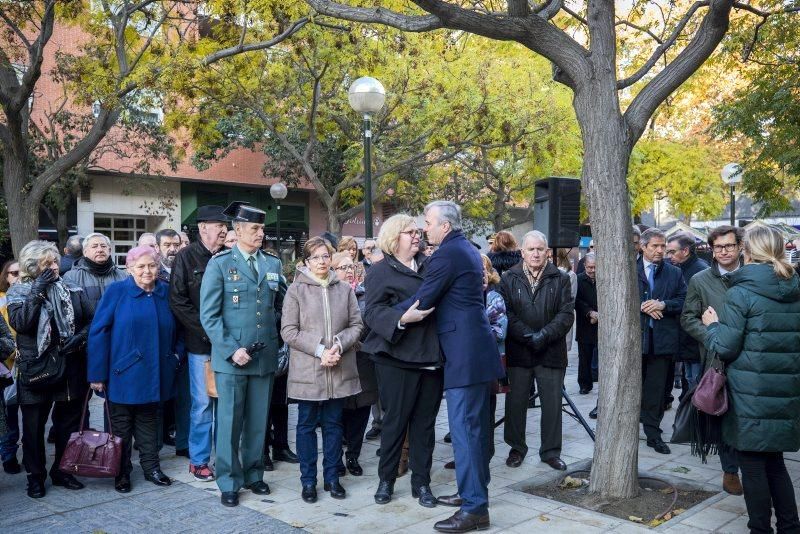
left=3, top=151, right=39, bottom=258
left=576, top=87, right=642, bottom=500
left=56, top=205, right=68, bottom=250
left=327, top=209, right=342, bottom=236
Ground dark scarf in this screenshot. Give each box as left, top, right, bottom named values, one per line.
left=84, top=256, right=118, bottom=276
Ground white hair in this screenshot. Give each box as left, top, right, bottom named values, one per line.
left=424, top=200, right=462, bottom=231
left=522, top=230, right=548, bottom=248
left=83, top=232, right=111, bottom=251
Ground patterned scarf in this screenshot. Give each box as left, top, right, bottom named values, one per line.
left=522, top=262, right=545, bottom=293
left=7, top=280, right=75, bottom=356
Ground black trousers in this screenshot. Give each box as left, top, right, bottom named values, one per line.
left=20, top=397, right=83, bottom=479
left=265, top=374, right=289, bottom=452
left=738, top=450, right=800, bottom=534
left=664, top=360, right=676, bottom=404
left=504, top=365, right=564, bottom=460
left=108, top=401, right=160, bottom=476
left=374, top=363, right=443, bottom=488
left=641, top=354, right=671, bottom=441
left=343, top=405, right=371, bottom=459
left=577, top=343, right=596, bottom=391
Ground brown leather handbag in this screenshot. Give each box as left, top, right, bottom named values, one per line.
left=59, top=390, right=122, bottom=478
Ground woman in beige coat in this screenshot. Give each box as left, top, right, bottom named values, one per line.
left=281, top=236, right=363, bottom=504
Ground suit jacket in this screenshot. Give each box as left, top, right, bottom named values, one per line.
left=638, top=257, right=687, bottom=356
left=200, top=247, right=286, bottom=376
left=409, top=230, right=504, bottom=389
left=675, top=254, right=709, bottom=362
left=574, top=272, right=598, bottom=345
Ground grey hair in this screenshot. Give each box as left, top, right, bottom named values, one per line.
left=640, top=228, right=666, bottom=246
left=19, top=240, right=60, bottom=282
left=137, top=232, right=156, bottom=245
left=424, top=200, right=462, bottom=231
left=64, top=235, right=83, bottom=256
left=584, top=252, right=596, bottom=263
left=667, top=232, right=696, bottom=253
left=83, top=232, right=111, bottom=251
left=632, top=225, right=641, bottom=238
left=522, top=230, right=548, bottom=248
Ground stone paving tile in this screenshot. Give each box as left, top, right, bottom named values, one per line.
left=509, top=512, right=605, bottom=533
left=678, top=505, right=742, bottom=531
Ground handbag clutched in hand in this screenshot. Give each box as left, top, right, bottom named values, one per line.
left=59, top=390, right=122, bottom=478
left=692, top=353, right=729, bottom=416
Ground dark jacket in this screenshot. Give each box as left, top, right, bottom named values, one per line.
left=681, top=259, right=742, bottom=370
left=7, top=281, right=93, bottom=405
left=488, top=250, right=521, bottom=278
left=59, top=253, right=81, bottom=276
left=500, top=262, right=574, bottom=369
left=169, top=241, right=220, bottom=355
left=363, top=252, right=440, bottom=368
left=704, top=263, right=800, bottom=452
left=675, top=254, right=709, bottom=362
left=574, top=272, right=597, bottom=345
left=88, top=278, right=180, bottom=405
left=411, top=230, right=504, bottom=389
left=62, top=257, right=129, bottom=315
left=638, top=258, right=687, bottom=356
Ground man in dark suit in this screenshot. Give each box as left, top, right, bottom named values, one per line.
left=405, top=200, right=505, bottom=533
left=575, top=252, right=598, bottom=394
left=638, top=228, right=686, bottom=455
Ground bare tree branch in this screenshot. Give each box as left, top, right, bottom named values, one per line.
left=202, top=17, right=310, bottom=65
left=534, top=0, right=563, bottom=21
left=12, top=0, right=55, bottom=113
left=307, top=0, right=443, bottom=31
left=615, top=19, right=663, bottom=44
left=0, top=8, right=32, bottom=50
left=507, top=0, right=530, bottom=18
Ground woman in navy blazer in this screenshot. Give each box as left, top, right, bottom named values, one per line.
left=88, top=246, right=181, bottom=493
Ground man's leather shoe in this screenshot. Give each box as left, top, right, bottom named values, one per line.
left=434, top=510, right=490, bottom=532
left=436, top=493, right=463, bottom=507
left=324, top=480, right=346, bottom=499
left=346, top=457, right=363, bottom=476
left=245, top=481, right=271, bottom=495
left=221, top=491, right=239, bottom=507
left=144, top=469, right=172, bottom=486
left=506, top=449, right=524, bottom=468
left=26, top=476, right=46, bottom=499
left=589, top=406, right=598, bottom=419
left=444, top=460, right=455, bottom=470
left=647, top=439, right=671, bottom=454
left=51, top=473, right=85, bottom=490
left=365, top=428, right=381, bottom=440
left=272, top=448, right=299, bottom=463
left=412, top=484, right=437, bottom=508
left=723, top=472, right=743, bottom=495
left=114, top=474, right=131, bottom=493
left=302, top=484, right=317, bottom=503
left=3, top=458, right=21, bottom=474
left=374, top=480, right=394, bottom=504
left=544, top=457, right=567, bottom=471
left=264, top=453, right=274, bottom=471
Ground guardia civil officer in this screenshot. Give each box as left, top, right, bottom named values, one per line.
left=200, top=201, right=287, bottom=507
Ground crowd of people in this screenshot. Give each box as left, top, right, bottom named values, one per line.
left=0, top=201, right=799, bottom=533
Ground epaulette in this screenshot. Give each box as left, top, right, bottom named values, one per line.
left=213, top=249, right=232, bottom=258
left=263, top=249, right=279, bottom=259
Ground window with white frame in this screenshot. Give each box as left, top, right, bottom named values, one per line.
left=93, top=215, right=147, bottom=266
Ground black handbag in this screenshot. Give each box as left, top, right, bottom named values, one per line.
left=670, top=384, right=722, bottom=463
left=671, top=385, right=696, bottom=444
left=15, top=349, right=66, bottom=390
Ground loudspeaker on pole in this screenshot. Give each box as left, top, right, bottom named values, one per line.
left=532, top=177, right=581, bottom=249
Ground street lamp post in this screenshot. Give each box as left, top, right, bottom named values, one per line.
left=348, top=77, right=386, bottom=239
left=720, top=163, right=743, bottom=227
left=270, top=182, right=288, bottom=253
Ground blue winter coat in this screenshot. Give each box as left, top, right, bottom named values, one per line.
left=638, top=257, right=687, bottom=356
left=406, top=230, right=505, bottom=389
left=87, top=277, right=180, bottom=404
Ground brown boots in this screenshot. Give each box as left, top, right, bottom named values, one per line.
left=723, top=472, right=743, bottom=495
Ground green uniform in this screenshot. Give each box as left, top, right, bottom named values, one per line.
left=200, top=245, right=286, bottom=492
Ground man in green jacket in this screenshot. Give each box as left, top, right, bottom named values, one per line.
left=200, top=201, right=287, bottom=507
left=680, top=225, right=743, bottom=496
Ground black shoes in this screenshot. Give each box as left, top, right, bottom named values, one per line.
left=434, top=510, right=490, bottom=533
left=647, top=439, right=671, bottom=454
left=506, top=449, right=524, bottom=468
left=264, top=453, right=274, bottom=472
left=115, top=474, right=132, bottom=493
left=221, top=491, right=239, bottom=507
left=144, top=469, right=172, bottom=486
left=365, top=428, right=381, bottom=441
left=245, top=481, right=271, bottom=495
left=272, top=448, right=299, bottom=463
left=437, top=493, right=463, bottom=507
left=412, top=484, right=437, bottom=508
left=302, top=484, right=317, bottom=503
left=324, top=480, right=346, bottom=499
left=26, top=475, right=46, bottom=499
left=346, top=456, right=363, bottom=476
left=3, top=457, right=21, bottom=474
left=544, top=457, right=567, bottom=471
left=51, top=473, right=85, bottom=490
left=589, top=406, right=598, bottom=419
left=374, top=479, right=394, bottom=504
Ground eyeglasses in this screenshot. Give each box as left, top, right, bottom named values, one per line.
left=335, top=265, right=355, bottom=272
left=712, top=243, right=738, bottom=253
left=307, top=254, right=331, bottom=263
left=400, top=229, right=423, bottom=238
left=7, top=271, right=19, bottom=276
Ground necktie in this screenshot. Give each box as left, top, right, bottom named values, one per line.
left=647, top=263, right=655, bottom=328
left=247, top=256, right=258, bottom=280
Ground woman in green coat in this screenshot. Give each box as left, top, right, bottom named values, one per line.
left=702, top=223, right=800, bottom=534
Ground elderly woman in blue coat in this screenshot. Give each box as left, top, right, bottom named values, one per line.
left=88, top=246, right=181, bottom=493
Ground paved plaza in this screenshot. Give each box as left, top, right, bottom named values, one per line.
left=2, top=347, right=797, bottom=533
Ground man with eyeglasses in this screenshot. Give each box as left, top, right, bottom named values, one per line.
left=681, top=225, right=744, bottom=496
